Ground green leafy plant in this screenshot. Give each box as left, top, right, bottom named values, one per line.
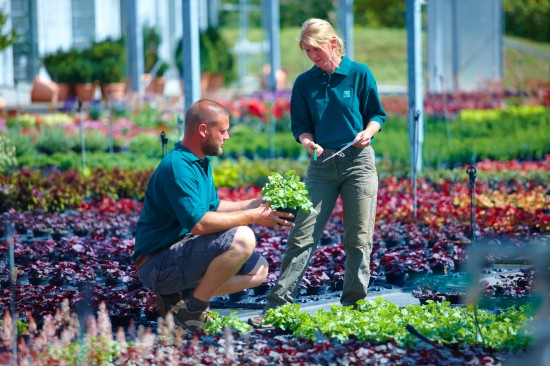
left=143, top=25, right=161, bottom=73
left=154, top=61, right=169, bottom=77
left=90, top=38, right=126, bottom=83
left=261, top=297, right=535, bottom=351
left=36, top=127, right=76, bottom=155
left=0, top=136, right=17, bottom=173
left=203, top=311, right=252, bottom=334
left=260, top=170, right=316, bottom=214
left=175, top=26, right=235, bottom=83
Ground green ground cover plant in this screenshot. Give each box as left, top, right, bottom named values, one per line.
left=253, top=298, right=535, bottom=351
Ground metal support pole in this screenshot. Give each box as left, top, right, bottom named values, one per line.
left=412, top=110, right=420, bottom=219
left=126, top=0, right=144, bottom=95
left=266, top=0, right=280, bottom=93
left=338, top=0, right=354, bottom=60
left=406, top=0, right=425, bottom=219
left=182, top=0, right=201, bottom=112
left=266, top=0, right=280, bottom=158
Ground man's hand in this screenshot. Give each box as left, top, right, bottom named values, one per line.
left=255, top=202, right=295, bottom=229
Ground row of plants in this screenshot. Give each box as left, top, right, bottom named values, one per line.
left=0, top=160, right=547, bottom=363
left=2, top=154, right=549, bottom=213
left=43, top=25, right=172, bottom=86
left=0, top=168, right=546, bottom=319
left=1, top=103, right=548, bottom=173
left=42, top=38, right=127, bottom=85
left=0, top=298, right=530, bottom=365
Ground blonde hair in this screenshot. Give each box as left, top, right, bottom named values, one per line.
left=299, top=18, right=345, bottom=57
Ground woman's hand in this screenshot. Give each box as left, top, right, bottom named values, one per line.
left=307, top=142, right=323, bottom=159
left=353, top=133, right=371, bottom=148
left=299, top=133, right=323, bottom=160
left=355, top=121, right=381, bottom=147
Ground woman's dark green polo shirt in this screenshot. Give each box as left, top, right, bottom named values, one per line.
left=133, top=142, right=220, bottom=260
left=290, top=56, right=387, bottom=150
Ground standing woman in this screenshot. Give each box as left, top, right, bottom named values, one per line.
left=250, top=18, right=386, bottom=327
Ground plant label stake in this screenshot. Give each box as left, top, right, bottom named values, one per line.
left=160, top=131, right=168, bottom=158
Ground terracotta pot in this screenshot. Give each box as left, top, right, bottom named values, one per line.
left=57, top=83, right=74, bottom=101
left=206, top=73, right=224, bottom=93
left=146, top=77, right=165, bottom=95
left=30, top=76, right=58, bottom=103
left=200, top=72, right=211, bottom=94
left=101, top=82, right=127, bottom=101
left=180, top=74, right=211, bottom=96
left=74, top=83, right=96, bottom=102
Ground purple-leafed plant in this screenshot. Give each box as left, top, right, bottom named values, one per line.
left=480, top=267, right=535, bottom=298
left=403, top=250, right=431, bottom=275
left=380, top=251, right=407, bottom=275
left=428, top=245, right=456, bottom=274
left=302, top=269, right=331, bottom=288
left=28, top=260, right=53, bottom=279
left=72, top=263, right=96, bottom=284
left=49, top=261, right=78, bottom=285
left=100, top=260, right=132, bottom=284
left=411, top=285, right=444, bottom=304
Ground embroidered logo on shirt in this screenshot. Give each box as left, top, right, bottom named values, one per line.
left=343, top=90, right=351, bottom=98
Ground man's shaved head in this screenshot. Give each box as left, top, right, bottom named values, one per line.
left=184, top=99, right=228, bottom=134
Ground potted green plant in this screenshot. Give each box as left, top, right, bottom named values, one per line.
left=42, top=48, right=74, bottom=100
left=260, top=170, right=316, bottom=217
left=146, top=60, right=169, bottom=95
left=143, top=25, right=161, bottom=74
left=90, top=38, right=127, bottom=100
left=175, top=26, right=235, bottom=93
left=67, top=49, right=97, bottom=102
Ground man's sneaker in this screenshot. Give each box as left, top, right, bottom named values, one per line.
left=155, top=289, right=194, bottom=317
left=247, top=313, right=274, bottom=329
left=170, top=300, right=212, bottom=332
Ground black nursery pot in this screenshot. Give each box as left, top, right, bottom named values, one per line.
left=306, top=285, right=329, bottom=296
left=253, top=283, right=273, bottom=296
left=385, top=272, right=406, bottom=287
left=229, top=289, right=251, bottom=303
left=277, top=208, right=298, bottom=223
